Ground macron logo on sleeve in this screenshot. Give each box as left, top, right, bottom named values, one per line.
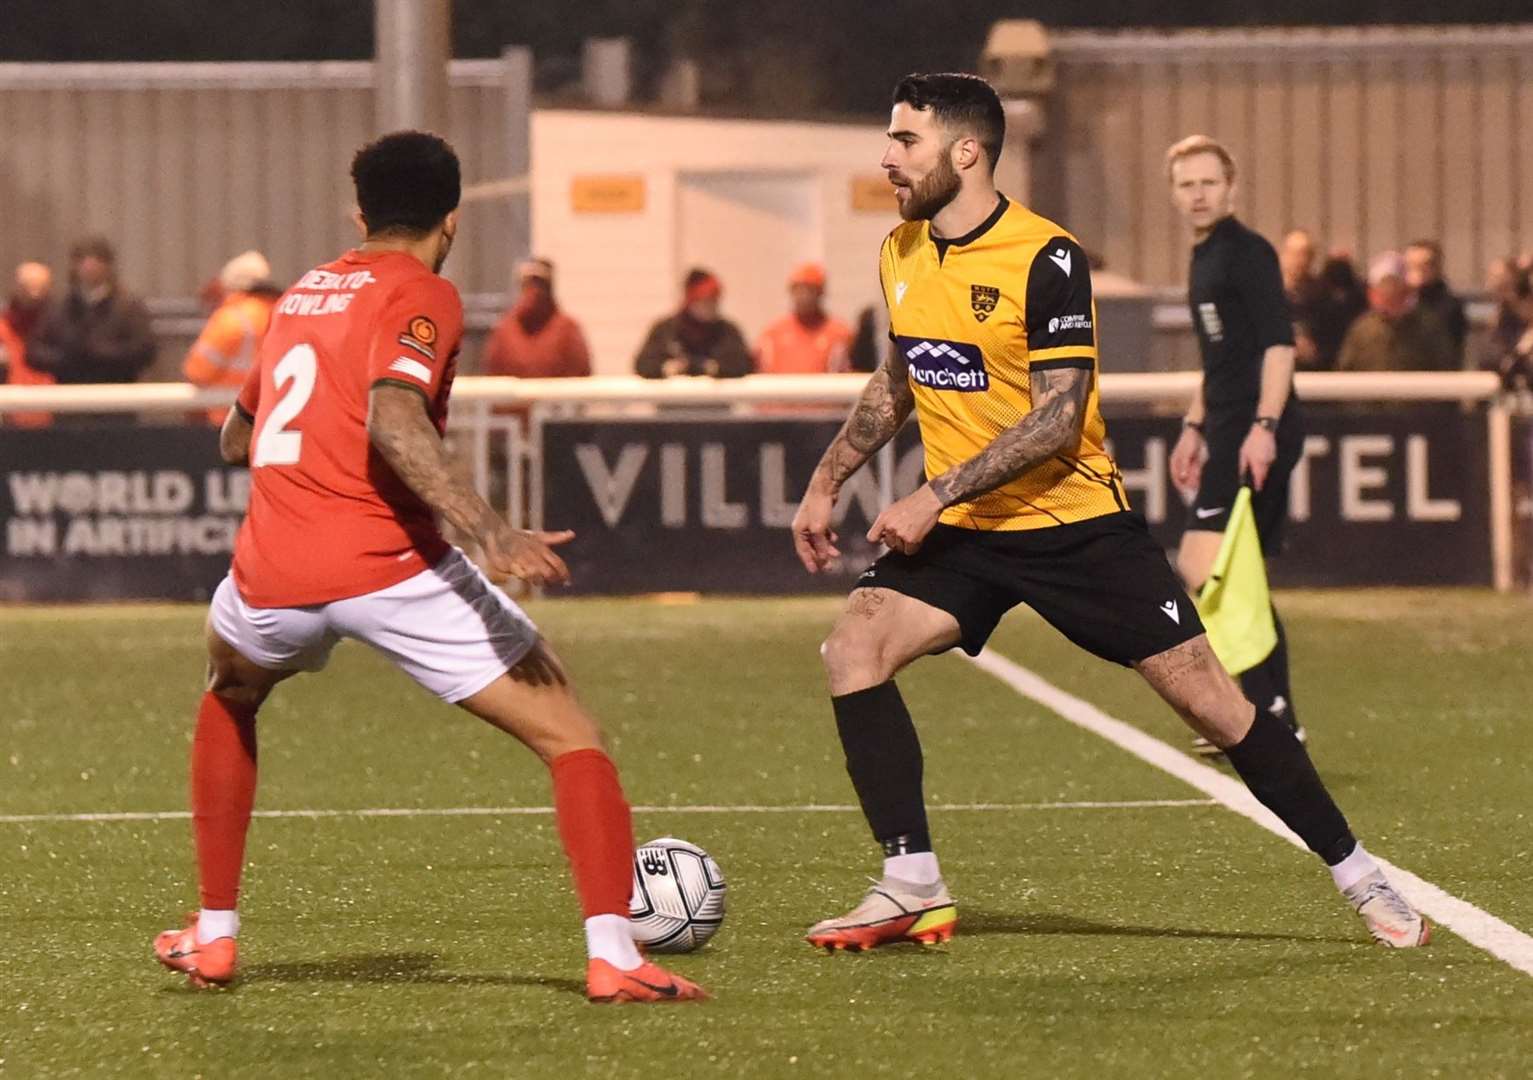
left=388, top=356, right=433, bottom=385
left=1048, top=247, right=1072, bottom=276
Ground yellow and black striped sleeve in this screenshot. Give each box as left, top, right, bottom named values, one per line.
left=1024, top=235, right=1097, bottom=371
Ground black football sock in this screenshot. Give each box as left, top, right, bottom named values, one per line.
left=831, top=681, right=931, bottom=856
left=1223, top=709, right=1356, bottom=865
left=1267, top=608, right=1296, bottom=727
left=1239, top=607, right=1298, bottom=730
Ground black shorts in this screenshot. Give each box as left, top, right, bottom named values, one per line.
left=1188, top=400, right=1304, bottom=552
left=857, top=512, right=1204, bottom=666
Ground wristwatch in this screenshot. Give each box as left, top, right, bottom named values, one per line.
left=1252, top=415, right=1280, bottom=432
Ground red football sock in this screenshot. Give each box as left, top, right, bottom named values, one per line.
left=550, top=749, right=634, bottom=919
left=191, top=692, right=259, bottom=911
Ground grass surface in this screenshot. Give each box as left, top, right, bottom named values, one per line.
left=1, top=591, right=1531, bottom=1078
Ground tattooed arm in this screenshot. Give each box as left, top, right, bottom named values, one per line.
left=812, top=349, right=915, bottom=496
left=790, top=350, right=914, bottom=572
left=927, top=365, right=1092, bottom=506
left=367, top=383, right=574, bottom=585
left=867, top=365, right=1093, bottom=555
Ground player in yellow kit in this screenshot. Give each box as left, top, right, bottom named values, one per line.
left=790, top=72, right=1427, bottom=952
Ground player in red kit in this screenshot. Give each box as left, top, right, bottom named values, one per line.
left=153, top=132, right=707, bottom=1003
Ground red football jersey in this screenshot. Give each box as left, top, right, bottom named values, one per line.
left=231, top=249, right=463, bottom=608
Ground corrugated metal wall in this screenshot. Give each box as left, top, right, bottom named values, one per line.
left=0, top=59, right=527, bottom=304
left=1034, top=25, right=1533, bottom=293
left=4, top=29, right=1530, bottom=378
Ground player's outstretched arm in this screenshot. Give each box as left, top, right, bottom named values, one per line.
left=929, top=365, right=1091, bottom=507
left=791, top=350, right=914, bottom=573
left=367, top=383, right=574, bottom=586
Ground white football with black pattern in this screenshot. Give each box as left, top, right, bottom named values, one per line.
left=628, top=836, right=726, bottom=953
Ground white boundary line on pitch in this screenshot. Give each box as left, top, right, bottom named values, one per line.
left=0, top=799, right=1215, bottom=825
left=965, top=647, right=1533, bottom=979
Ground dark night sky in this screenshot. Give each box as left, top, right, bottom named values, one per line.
left=4, top=0, right=1531, bottom=113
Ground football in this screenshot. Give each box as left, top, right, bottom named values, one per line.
left=628, top=836, right=727, bottom=953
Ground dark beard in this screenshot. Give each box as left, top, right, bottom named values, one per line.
left=900, top=154, right=961, bottom=222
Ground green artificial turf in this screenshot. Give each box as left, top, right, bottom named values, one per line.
left=1, top=592, right=1530, bottom=1078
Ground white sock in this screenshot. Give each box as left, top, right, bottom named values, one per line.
left=884, top=851, right=941, bottom=886
left=584, top=914, right=644, bottom=971
left=1329, top=842, right=1381, bottom=894
left=197, top=908, right=239, bottom=944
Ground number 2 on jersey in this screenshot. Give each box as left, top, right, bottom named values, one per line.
left=252, top=344, right=317, bottom=467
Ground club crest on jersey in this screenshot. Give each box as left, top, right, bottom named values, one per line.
left=896, top=335, right=989, bottom=392
left=398, top=315, right=439, bottom=360
left=970, top=284, right=1000, bottom=323
left=408, top=315, right=438, bottom=345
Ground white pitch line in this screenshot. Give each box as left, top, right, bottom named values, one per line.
left=966, top=647, right=1533, bottom=979
left=0, top=799, right=1214, bottom=826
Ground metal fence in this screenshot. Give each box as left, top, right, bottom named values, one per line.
left=3, top=28, right=1531, bottom=374
left=1034, top=25, right=1533, bottom=292
left=0, top=372, right=1516, bottom=596
left=0, top=56, right=530, bottom=301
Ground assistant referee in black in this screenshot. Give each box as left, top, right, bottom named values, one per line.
left=1165, top=135, right=1305, bottom=754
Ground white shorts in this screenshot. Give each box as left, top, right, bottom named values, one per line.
left=209, top=547, right=539, bottom=703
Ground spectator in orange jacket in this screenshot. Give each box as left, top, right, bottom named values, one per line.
left=755, top=263, right=853, bottom=374
left=483, top=257, right=592, bottom=378
left=1, top=261, right=57, bottom=428
left=183, top=251, right=281, bottom=424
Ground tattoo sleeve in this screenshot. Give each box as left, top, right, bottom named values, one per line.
left=808, top=349, right=915, bottom=494
left=928, top=365, right=1092, bottom=507
left=367, top=383, right=497, bottom=540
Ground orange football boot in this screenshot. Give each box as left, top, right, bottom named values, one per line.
left=154, top=914, right=238, bottom=989
left=585, top=958, right=709, bottom=1004
left=806, top=877, right=957, bottom=952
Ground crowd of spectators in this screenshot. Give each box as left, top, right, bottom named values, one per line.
left=0, top=237, right=159, bottom=424
left=6, top=234, right=1532, bottom=430
left=1278, top=230, right=1533, bottom=385
left=487, top=259, right=859, bottom=381
left=0, top=238, right=282, bottom=427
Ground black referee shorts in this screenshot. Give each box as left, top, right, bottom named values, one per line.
left=856, top=512, right=1203, bottom=667
left=1188, top=402, right=1304, bottom=552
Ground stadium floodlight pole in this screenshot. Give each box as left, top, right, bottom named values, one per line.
left=374, top=0, right=452, bottom=135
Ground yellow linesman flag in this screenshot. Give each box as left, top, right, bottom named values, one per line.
left=1195, top=486, right=1277, bottom=675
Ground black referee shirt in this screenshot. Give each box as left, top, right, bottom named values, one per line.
left=1188, top=215, right=1294, bottom=412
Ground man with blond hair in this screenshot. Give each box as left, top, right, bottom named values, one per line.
left=1165, top=135, right=1307, bottom=755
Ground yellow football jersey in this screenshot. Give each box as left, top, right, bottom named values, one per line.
left=880, top=196, right=1128, bottom=531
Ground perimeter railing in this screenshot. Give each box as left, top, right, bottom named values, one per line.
left=0, top=371, right=1516, bottom=593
